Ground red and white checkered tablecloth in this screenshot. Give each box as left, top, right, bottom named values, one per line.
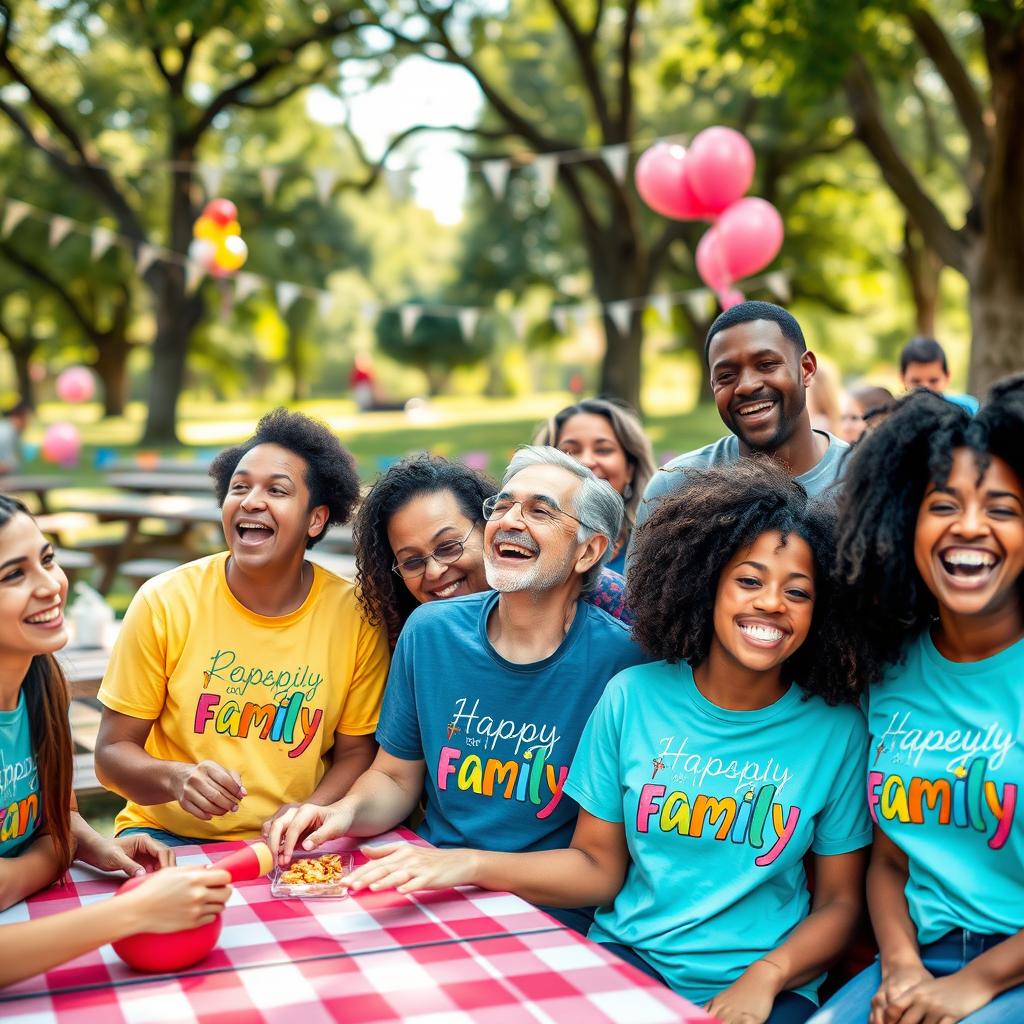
left=0, top=829, right=711, bottom=1023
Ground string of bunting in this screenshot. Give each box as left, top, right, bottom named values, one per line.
left=0, top=195, right=791, bottom=340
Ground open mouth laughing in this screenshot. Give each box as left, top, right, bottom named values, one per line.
left=736, top=617, right=789, bottom=649
left=733, top=398, right=778, bottom=426
left=490, top=531, right=539, bottom=565
left=937, top=545, right=1000, bottom=589
left=24, top=603, right=63, bottom=629
left=235, top=519, right=275, bottom=546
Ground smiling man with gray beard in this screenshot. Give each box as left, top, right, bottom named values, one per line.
left=268, top=446, right=647, bottom=934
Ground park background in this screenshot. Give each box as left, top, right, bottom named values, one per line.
left=2, top=0, right=1019, bottom=459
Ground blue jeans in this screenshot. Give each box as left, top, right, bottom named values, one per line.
left=600, top=942, right=816, bottom=1023
left=810, top=930, right=1022, bottom=1023
left=117, top=826, right=222, bottom=849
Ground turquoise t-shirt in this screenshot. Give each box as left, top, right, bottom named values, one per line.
left=0, top=691, right=43, bottom=856
left=564, top=662, right=871, bottom=1006
left=867, top=631, right=1023, bottom=942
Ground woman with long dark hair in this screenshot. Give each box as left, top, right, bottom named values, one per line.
left=0, top=495, right=231, bottom=986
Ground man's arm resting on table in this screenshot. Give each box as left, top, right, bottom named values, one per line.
left=95, top=707, right=244, bottom=820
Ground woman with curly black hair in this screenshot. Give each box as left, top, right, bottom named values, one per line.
left=354, top=454, right=630, bottom=648
left=95, top=408, right=390, bottom=846
left=811, top=381, right=1024, bottom=1024
left=333, top=459, right=874, bottom=1023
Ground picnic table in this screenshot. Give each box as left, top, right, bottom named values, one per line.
left=104, top=472, right=216, bottom=495
left=104, top=457, right=214, bottom=474
left=0, top=830, right=708, bottom=1023
left=0, top=473, right=76, bottom=512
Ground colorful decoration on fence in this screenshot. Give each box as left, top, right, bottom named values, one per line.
left=635, top=126, right=784, bottom=309
left=189, top=199, right=248, bottom=279
left=55, top=366, right=96, bottom=403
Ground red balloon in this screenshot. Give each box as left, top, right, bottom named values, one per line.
left=203, top=198, right=238, bottom=227
left=716, top=197, right=784, bottom=279
left=634, top=142, right=709, bottom=220
left=112, top=875, right=222, bottom=973
left=686, top=127, right=756, bottom=215
left=718, top=287, right=746, bottom=310
left=695, top=227, right=732, bottom=292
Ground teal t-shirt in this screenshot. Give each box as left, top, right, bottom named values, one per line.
left=867, top=631, right=1023, bottom=942
left=564, top=662, right=871, bottom=1006
left=0, top=691, right=42, bottom=856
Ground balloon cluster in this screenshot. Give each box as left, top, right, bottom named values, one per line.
left=189, top=199, right=248, bottom=278
left=635, top=127, right=783, bottom=309
left=42, top=366, right=95, bottom=467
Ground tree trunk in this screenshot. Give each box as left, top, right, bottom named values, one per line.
left=287, top=325, right=307, bottom=402
left=968, top=17, right=1024, bottom=398
left=93, top=333, right=131, bottom=417
left=597, top=309, right=643, bottom=412
left=9, top=342, right=35, bottom=408
left=900, top=218, right=942, bottom=336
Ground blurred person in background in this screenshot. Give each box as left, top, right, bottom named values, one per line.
left=838, top=385, right=894, bottom=445
left=806, top=359, right=843, bottom=437
left=533, top=398, right=656, bottom=574
left=899, top=336, right=978, bottom=414
left=0, top=401, right=31, bottom=475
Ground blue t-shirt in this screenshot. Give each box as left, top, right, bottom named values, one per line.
left=376, top=590, right=646, bottom=852
left=943, top=392, right=979, bottom=415
left=564, top=662, right=871, bottom=1006
left=867, top=631, right=1023, bottom=942
left=0, top=691, right=42, bottom=856
left=635, top=431, right=848, bottom=536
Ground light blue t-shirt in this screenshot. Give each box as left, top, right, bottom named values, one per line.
left=564, top=662, right=871, bottom=1006
left=0, top=691, right=42, bottom=856
left=376, top=589, right=646, bottom=852
left=943, top=392, right=979, bottom=415
left=635, top=430, right=848, bottom=536
left=867, top=631, right=1023, bottom=943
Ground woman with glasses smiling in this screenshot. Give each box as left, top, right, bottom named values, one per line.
left=353, top=454, right=631, bottom=649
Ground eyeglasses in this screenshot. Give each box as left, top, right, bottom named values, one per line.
left=482, top=495, right=589, bottom=530
left=392, top=526, right=477, bottom=579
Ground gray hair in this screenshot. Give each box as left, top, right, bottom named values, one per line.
left=501, top=445, right=624, bottom=592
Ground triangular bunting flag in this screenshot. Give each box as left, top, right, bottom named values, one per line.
left=606, top=299, right=633, bottom=336
left=233, top=272, right=262, bottom=303
left=185, top=261, right=205, bottom=294
left=276, top=281, right=302, bottom=314
left=684, top=290, right=714, bottom=322
left=1, top=200, right=30, bottom=238
left=400, top=305, right=421, bottom=338
left=48, top=216, right=74, bottom=249
left=480, top=159, right=511, bottom=200
left=457, top=308, right=480, bottom=340
left=551, top=307, right=570, bottom=335
left=650, top=294, right=673, bottom=324
left=136, top=243, right=160, bottom=277
left=509, top=309, right=528, bottom=340
left=198, top=164, right=224, bottom=198
left=91, top=226, right=116, bottom=261
left=316, top=290, right=334, bottom=320
left=533, top=155, right=558, bottom=195
left=765, top=271, right=791, bottom=303
left=601, top=143, right=630, bottom=184
left=313, top=168, right=337, bottom=206
left=259, top=167, right=283, bottom=204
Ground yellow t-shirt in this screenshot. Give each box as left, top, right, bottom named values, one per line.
left=98, top=552, right=390, bottom=841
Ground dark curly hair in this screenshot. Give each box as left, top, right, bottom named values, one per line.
left=835, top=379, right=1024, bottom=675
left=627, top=458, right=866, bottom=705
left=208, top=408, right=360, bottom=549
left=354, top=455, right=497, bottom=646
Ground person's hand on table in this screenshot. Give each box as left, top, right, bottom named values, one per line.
left=876, top=971, right=995, bottom=1024
left=173, top=760, right=246, bottom=820
left=76, top=831, right=175, bottom=876
left=342, top=843, right=477, bottom=895
left=118, top=866, right=232, bottom=931
left=703, top=960, right=779, bottom=1024
left=266, top=801, right=354, bottom=867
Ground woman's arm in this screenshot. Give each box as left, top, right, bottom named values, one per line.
left=338, top=810, right=630, bottom=908
left=704, top=848, right=868, bottom=1024
left=0, top=833, right=68, bottom=911
left=0, top=866, right=231, bottom=988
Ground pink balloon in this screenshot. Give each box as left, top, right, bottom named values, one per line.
left=634, top=142, right=709, bottom=220
left=686, top=127, right=756, bottom=214
left=716, top=197, right=784, bottom=279
left=718, top=288, right=746, bottom=310
left=695, top=227, right=733, bottom=292
left=55, top=366, right=95, bottom=403
left=41, top=422, right=81, bottom=467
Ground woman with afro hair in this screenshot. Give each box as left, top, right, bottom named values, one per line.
left=330, top=459, right=876, bottom=1023
left=811, top=380, right=1024, bottom=1023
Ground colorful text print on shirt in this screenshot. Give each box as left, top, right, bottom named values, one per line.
left=868, top=757, right=1016, bottom=851
left=877, top=711, right=1015, bottom=773
left=436, top=697, right=569, bottom=819
left=0, top=752, right=40, bottom=845
left=192, top=650, right=324, bottom=758
left=636, top=783, right=801, bottom=867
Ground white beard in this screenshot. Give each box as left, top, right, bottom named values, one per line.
left=484, top=544, right=576, bottom=593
